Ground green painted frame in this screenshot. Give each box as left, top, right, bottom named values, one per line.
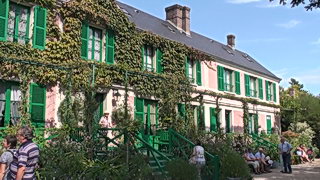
left=9, top=2, right=30, bottom=44
left=0, top=81, right=20, bottom=128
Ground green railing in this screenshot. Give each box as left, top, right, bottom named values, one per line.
left=168, top=129, right=220, bottom=180
left=132, top=133, right=170, bottom=178
left=250, top=133, right=277, bottom=149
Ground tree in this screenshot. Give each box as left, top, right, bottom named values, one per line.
left=270, top=0, right=320, bottom=10
left=289, top=78, right=303, bottom=90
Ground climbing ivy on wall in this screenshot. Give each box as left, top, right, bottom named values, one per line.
left=0, top=0, right=279, bottom=128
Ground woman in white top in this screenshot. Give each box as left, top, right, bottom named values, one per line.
left=190, top=140, right=206, bottom=179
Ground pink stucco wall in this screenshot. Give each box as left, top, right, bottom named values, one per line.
left=259, top=114, right=266, bottom=132
left=233, top=110, right=244, bottom=133
left=45, top=85, right=58, bottom=128
left=205, top=61, right=217, bottom=89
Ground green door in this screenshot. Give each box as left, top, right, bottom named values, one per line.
left=266, top=115, right=272, bottom=134
left=94, top=93, right=104, bottom=124
left=0, top=81, right=21, bottom=127
left=197, top=106, right=205, bottom=130
left=135, top=98, right=158, bottom=145
left=225, top=110, right=231, bottom=133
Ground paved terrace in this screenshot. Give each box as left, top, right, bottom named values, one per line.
left=254, top=159, right=320, bottom=180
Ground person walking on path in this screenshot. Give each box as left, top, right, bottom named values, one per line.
left=278, top=137, right=292, bottom=174
left=8, top=126, right=40, bottom=180
left=0, top=135, right=17, bottom=180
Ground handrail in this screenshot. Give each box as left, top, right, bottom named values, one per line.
left=251, top=133, right=277, bottom=148
left=132, top=133, right=170, bottom=161
left=168, top=128, right=220, bottom=180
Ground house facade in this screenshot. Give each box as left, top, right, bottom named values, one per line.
left=0, top=0, right=280, bottom=138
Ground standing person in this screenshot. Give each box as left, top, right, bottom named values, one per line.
left=278, top=137, right=292, bottom=174
left=190, top=140, right=206, bottom=179
left=0, top=135, right=17, bottom=180
left=8, top=126, right=40, bottom=180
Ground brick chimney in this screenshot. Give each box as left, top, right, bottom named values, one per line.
left=227, top=34, right=235, bottom=49
left=182, top=6, right=190, bottom=35
left=165, top=4, right=191, bottom=35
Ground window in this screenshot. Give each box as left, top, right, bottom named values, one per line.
left=191, top=105, right=205, bottom=130
left=245, top=74, right=259, bottom=97
left=266, top=81, right=277, bottom=102
left=225, top=110, right=232, bottom=133
left=248, top=113, right=258, bottom=134
left=218, top=65, right=240, bottom=94
left=0, top=81, right=21, bottom=127
left=141, top=45, right=163, bottom=73
left=81, top=24, right=102, bottom=61
left=143, top=45, right=154, bottom=71
left=0, top=1, right=47, bottom=49
left=185, top=57, right=202, bottom=85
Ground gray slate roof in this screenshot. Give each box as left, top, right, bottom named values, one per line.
left=116, top=1, right=280, bottom=81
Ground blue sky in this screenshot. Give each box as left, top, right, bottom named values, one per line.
left=119, top=0, right=320, bottom=95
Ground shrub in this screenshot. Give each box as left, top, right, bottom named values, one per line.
left=205, top=142, right=251, bottom=180
left=165, top=158, right=198, bottom=180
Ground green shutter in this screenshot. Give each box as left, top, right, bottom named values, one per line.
left=258, top=78, right=263, bottom=100
left=266, top=115, right=272, bottom=134
left=210, top=107, right=217, bottom=132
left=235, top=71, right=240, bottom=95
left=196, top=60, right=202, bottom=85
left=265, top=80, right=269, bottom=101
left=273, top=83, right=277, bottom=102
left=156, top=49, right=163, bottom=73
left=30, top=83, right=46, bottom=127
left=178, top=103, right=186, bottom=119
left=254, top=114, right=259, bottom=134
left=141, top=46, right=145, bottom=70
left=217, top=65, right=224, bottom=91
left=0, top=0, right=8, bottom=41
left=81, top=22, right=89, bottom=59
left=106, top=29, right=115, bottom=64
left=33, top=6, right=47, bottom=50
left=134, top=97, right=144, bottom=123
left=245, top=74, right=250, bottom=96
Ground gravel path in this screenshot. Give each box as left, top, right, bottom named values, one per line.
left=253, top=158, right=320, bottom=180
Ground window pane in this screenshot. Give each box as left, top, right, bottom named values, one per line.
left=93, top=30, right=101, bottom=61
left=188, top=60, right=193, bottom=79
left=17, top=7, right=28, bottom=44
left=7, top=5, right=16, bottom=42
left=145, top=46, right=153, bottom=71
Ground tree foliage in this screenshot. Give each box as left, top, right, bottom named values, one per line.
left=280, top=78, right=320, bottom=147
left=270, top=0, right=320, bottom=10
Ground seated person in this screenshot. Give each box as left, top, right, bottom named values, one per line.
left=299, top=144, right=311, bottom=163
left=306, top=147, right=314, bottom=161
left=243, top=149, right=261, bottom=174
left=255, top=147, right=272, bottom=172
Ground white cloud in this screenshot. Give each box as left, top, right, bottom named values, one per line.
left=227, top=0, right=261, bottom=4
left=257, top=1, right=285, bottom=8
left=277, top=20, right=301, bottom=29
left=311, top=38, right=320, bottom=45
